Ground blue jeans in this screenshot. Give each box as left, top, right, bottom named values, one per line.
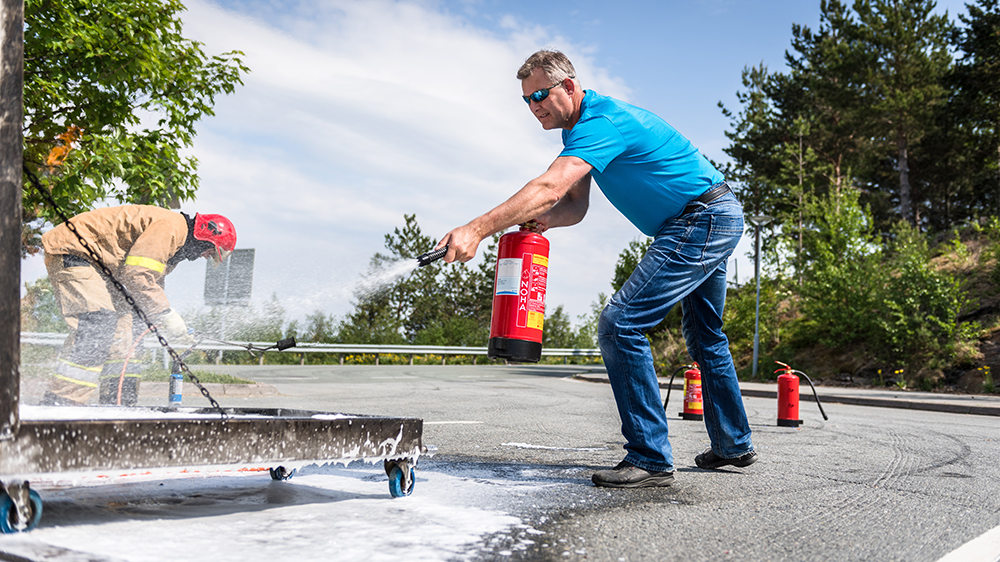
left=597, top=190, right=753, bottom=472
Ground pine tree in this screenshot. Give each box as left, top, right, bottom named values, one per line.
left=853, top=0, right=953, bottom=225
left=948, top=0, right=1000, bottom=217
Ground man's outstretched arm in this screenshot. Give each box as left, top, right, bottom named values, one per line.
left=438, top=156, right=593, bottom=262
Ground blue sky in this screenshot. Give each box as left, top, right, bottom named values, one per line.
left=21, top=0, right=973, bottom=327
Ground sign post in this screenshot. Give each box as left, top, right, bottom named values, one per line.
left=204, top=248, right=255, bottom=364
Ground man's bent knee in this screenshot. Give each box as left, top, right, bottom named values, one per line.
left=597, top=303, right=624, bottom=341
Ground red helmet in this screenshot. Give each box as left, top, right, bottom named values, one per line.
left=193, top=213, right=237, bottom=264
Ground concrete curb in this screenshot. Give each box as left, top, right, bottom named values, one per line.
left=573, top=373, right=1000, bottom=417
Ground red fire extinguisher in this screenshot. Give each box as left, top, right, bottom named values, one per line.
left=681, top=365, right=704, bottom=420
left=488, top=224, right=549, bottom=363
left=775, top=361, right=828, bottom=427
left=663, top=363, right=704, bottom=421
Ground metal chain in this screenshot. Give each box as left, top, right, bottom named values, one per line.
left=23, top=166, right=228, bottom=420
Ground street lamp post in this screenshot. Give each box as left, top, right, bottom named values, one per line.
left=748, top=215, right=773, bottom=380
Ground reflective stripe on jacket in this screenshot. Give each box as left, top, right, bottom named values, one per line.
left=41, top=205, right=188, bottom=315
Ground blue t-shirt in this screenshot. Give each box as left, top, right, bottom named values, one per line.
left=559, top=90, right=724, bottom=236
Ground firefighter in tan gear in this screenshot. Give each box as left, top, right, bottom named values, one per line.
left=41, top=205, right=237, bottom=406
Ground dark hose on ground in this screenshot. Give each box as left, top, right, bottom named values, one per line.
left=795, top=369, right=829, bottom=420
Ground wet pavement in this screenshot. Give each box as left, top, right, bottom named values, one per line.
left=185, top=363, right=1000, bottom=562
left=9, top=364, right=1000, bottom=561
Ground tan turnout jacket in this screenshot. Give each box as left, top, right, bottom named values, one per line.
left=42, top=205, right=190, bottom=316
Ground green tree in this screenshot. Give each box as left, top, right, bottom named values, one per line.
left=722, top=280, right=785, bottom=377
left=722, top=1, right=964, bottom=232
left=303, top=311, right=337, bottom=343
left=542, top=305, right=575, bottom=348
left=378, top=214, right=441, bottom=341
left=873, top=221, right=968, bottom=365
left=946, top=0, right=1000, bottom=217
left=778, top=0, right=869, bottom=196
left=22, top=0, right=249, bottom=249
left=423, top=235, right=497, bottom=346
left=915, top=84, right=979, bottom=230
left=20, top=277, right=66, bottom=333
left=183, top=296, right=300, bottom=364
left=611, top=237, right=652, bottom=292
left=853, top=0, right=953, bottom=225
left=337, top=289, right=407, bottom=346
left=775, top=118, right=817, bottom=278
left=573, top=294, right=606, bottom=349
left=719, top=63, right=787, bottom=218
left=797, top=187, right=886, bottom=348
left=339, top=216, right=594, bottom=349
left=237, top=294, right=286, bottom=342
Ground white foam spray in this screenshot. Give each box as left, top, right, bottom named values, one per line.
left=352, top=259, right=420, bottom=301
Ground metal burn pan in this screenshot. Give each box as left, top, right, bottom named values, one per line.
left=1, top=407, right=424, bottom=477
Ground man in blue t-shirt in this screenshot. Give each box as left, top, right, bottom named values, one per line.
left=438, top=50, right=756, bottom=487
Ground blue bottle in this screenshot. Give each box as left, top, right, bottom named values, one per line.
left=169, top=373, right=183, bottom=407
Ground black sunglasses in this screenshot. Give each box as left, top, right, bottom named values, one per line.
left=523, top=80, right=566, bottom=104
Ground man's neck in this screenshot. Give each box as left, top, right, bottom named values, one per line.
left=563, top=90, right=585, bottom=130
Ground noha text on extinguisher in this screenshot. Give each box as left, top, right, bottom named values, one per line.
left=495, top=254, right=547, bottom=331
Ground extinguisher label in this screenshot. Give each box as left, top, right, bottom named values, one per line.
left=527, top=311, right=544, bottom=330
left=495, top=258, right=521, bottom=295
left=516, top=254, right=531, bottom=328
left=516, top=253, right=547, bottom=330
left=683, top=377, right=703, bottom=413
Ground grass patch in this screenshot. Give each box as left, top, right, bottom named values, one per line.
left=140, top=371, right=257, bottom=384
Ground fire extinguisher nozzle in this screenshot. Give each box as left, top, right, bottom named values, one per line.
left=417, top=245, right=448, bottom=267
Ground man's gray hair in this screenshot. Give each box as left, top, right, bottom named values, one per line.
left=516, top=50, right=577, bottom=83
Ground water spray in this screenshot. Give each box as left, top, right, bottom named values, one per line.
left=197, top=335, right=297, bottom=360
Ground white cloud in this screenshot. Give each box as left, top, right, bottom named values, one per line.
left=21, top=0, right=648, bottom=325
left=155, top=0, right=643, bottom=323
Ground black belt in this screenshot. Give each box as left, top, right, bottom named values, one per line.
left=683, top=183, right=731, bottom=215
left=62, top=254, right=92, bottom=268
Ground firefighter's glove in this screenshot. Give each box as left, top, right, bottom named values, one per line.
left=154, top=309, right=195, bottom=347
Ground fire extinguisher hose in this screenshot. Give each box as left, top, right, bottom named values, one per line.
left=663, top=365, right=694, bottom=410
left=794, top=370, right=829, bottom=420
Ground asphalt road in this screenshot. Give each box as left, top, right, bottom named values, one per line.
left=181, top=363, right=1000, bottom=562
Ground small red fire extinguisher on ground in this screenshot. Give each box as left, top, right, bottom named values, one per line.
left=663, top=363, right=704, bottom=420
left=487, top=223, right=549, bottom=363
left=775, top=361, right=829, bottom=427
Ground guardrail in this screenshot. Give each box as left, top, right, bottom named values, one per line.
left=20, top=332, right=603, bottom=366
